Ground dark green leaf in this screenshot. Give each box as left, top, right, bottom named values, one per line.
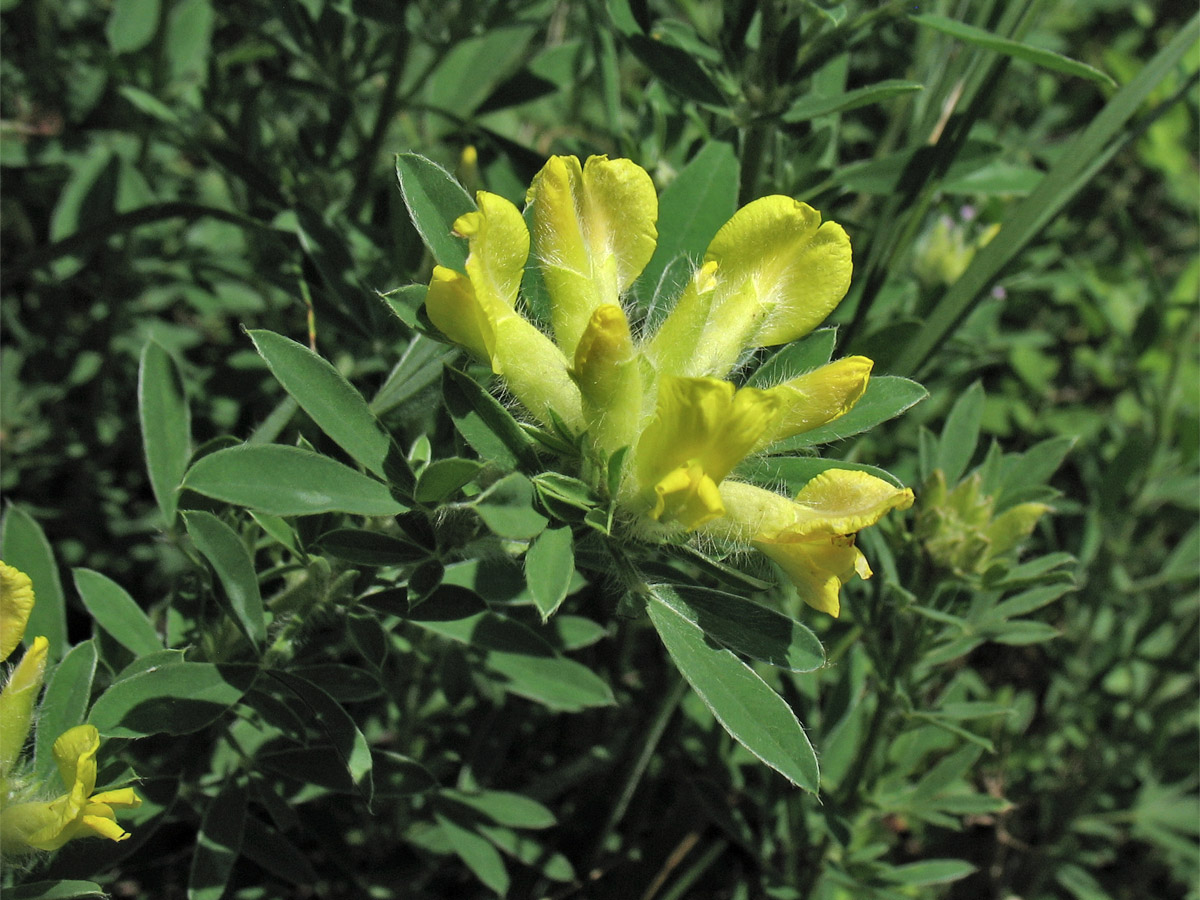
left=912, top=14, right=1116, bottom=88
left=183, top=445, right=406, bottom=517
left=747, top=328, right=838, bottom=387
left=436, top=813, right=510, bottom=895
left=72, top=568, right=162, bottom=657
left=647, top=588, right=819, bottom=791
left=653, top=585, right=824, bottom=673
left=740, top=456, right=904, bottom=492
left=883, top=859, right=978, bottom=886
left=783, top=80, right=923, bottom=122
left=316, top=528, right=428, bottom=566
left=248, top=330, right=393, bottom=479
left=936, top=381, right=984, bottom=483
left=182, top=511, right=267, bottom=647
left=188, top=780, right=247, bottom=900
left=89, top=663, right=256, bottom=738
left=106, top=0, right=160, bottom=54
left=443, top=366, right=538, bottom=471
left=415, top=458, right=484, bottom=504
left=473, top=473, right=548, bottom=539
left=7, top=882, right=108, bottom=900
left=34, top=640, right=97, bottom=781
left=1, top=505, right=67, bottom=659
left=395, top=154, right=473, bottom=271
left=525, top=526, right=575, bottom=621
left=139, top=341, right=191, bottom=524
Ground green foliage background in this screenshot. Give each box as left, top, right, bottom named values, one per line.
left=1, top=1, right=1196, bottom=898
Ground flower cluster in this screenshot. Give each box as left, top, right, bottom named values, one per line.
left=425, top=155, right=913, bottom=616
left=0, top=562, right=141, bottom=859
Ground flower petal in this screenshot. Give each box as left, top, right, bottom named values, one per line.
left=0, top=635, right=48, bottom=778
left=785, top=470, right=915, bottom=537
left=425, top=266, right=497, bottom=362
left=53, top=724, right=101, bottom=799
left=650, top=197, right=852, bottom=377
left=527, top=155, right=658, bottom=355
left=758, top=356, right=873, bottom=447
left=573, top=304, right=644, bottom=454
left=0, top=562, right=35, bottom=661
left=754, top=534, right=866, bottom=617
left=455, top=191, right=529, bottom=313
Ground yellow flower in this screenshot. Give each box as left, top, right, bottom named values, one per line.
left=0, top=725, right=141, bottom=854
left=716, top=473, right=915, bottom=617
left=422, top=154, right=910, bottom=614
left=1, top=561, right=35, bottom=661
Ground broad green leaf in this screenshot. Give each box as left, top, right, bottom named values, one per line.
left=425, top=26, right=538, bottom=119
left=896, top=15, right=1199, bottom=375
left=883, top=859, right=978, bottom=886
left=653, top=585, right=824, bottom=673
left=182, top=512, right=266, bottom=647
left=415, top=458, right=484, bottom=504
left=373, top=749, right=439, bottom=797
left=316, top=528, right=428, bottom=566
left=183, top=445, right=406, bottom=517
left=738, top=456, right=904, bottom=493
left=435, top=813, right=510, bottom=896
left=371, top=332, right=453, bottom=416
left=442, top=789, right=556, bottom=829
left=7, top=882, right=108, bottom=900
left=34, top=639, right=97, bottom=781
left=165, top=0, right=214, bottom=90
left=266, top=671, right=374, bottom=805
left=936, top=381, right=984, bottom=483
left=638, top=140, right=739, bottom=315
left=625, top=34, right=725, bottom=106
left=72, top=568, right=162, bottom=657
left=912, top=14, right=1116, bottom=88
left=106, top=0, right=160, bottom=54
left=248, top=330, right=393, bottom=479
left=89, top=663, right=256, bottom=738
left=472, top=473, right=548, bottom=539
left=987, top=620, right=1060, bottom=645
left=1, top=505, right=67, bottom=659
left=525, top=526, right=575, bottom=620
left=395, top=154, right=473, bottom=271
left=477, top=825, right=575, bottom=882
left=417, top=612, right=615, bottom=712
left=770, top=376, right=927, bottom=450
left=646, top=588, right=819, bottom=791
left=783, top=80, right=923, bottom=122
left=443, top=366, right=538, bottom=471
left=747, top=328, right=838, bottom=387
left=139, top=341, right=191, bottom=523
left=189, top=779, right=247, bottom=900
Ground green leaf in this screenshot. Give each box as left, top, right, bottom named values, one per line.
left=106, top=0, right=161, bottom=54
left=625, top=34, right=725, bottom=106
left=476, top=825, right=575, bottom=881
left=782, top=79, right=924, bottom=122
left=189, top=780, right=247, bottom=900
left=936, top=381, right=984, bottom=483
left=415, top=458, right=484, bottom=504
left=371, top=332, right=453, bottom=417
left=7, top=882, right=108, bottom=900
left=395, top=153, right=473, bottom=271
left=652, top=585, right=824, bottom=673
left=638, top=140, right=739, bottom=317
left=267, top=671, right=374, bottom=806
left=1, top=505, right=67, bottom=659
left=525, top=526, right=575, bottom=621
left=248, top=330, right=393, bottom=479
left=472, top=473, right=548, bottom=539
left=747, top=328, right=838, bottom=387
left=139, top=341, right=192, bottom=524
left=316, top=528, right=429, bottom=566
left=417, top=612, right=615, bottom=712
left=443, top=789, right=556, bottom=829
left=646, top=587, right=819, bottom=791
left=770, top=376, right=927, bottom=450
left=443, top=366, right=538, bottom=471
left=436, top=813, right=510, bottom=896
left=89, top=662, right=256, bottom=738
left=183, top=445, right=406, bottom=517
left=34, top=639, right=97, bottom=781
left=896, top=15, right=1199, bottom=375
left=883, top=859, right=978, bottom=886
left=912, top=14, right=1116, bottom=88
left=182, top=511, right=266, bottom=647
left=72, top=568, right=162, bottom=657
left=425, top=26, right=537, bottom=119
